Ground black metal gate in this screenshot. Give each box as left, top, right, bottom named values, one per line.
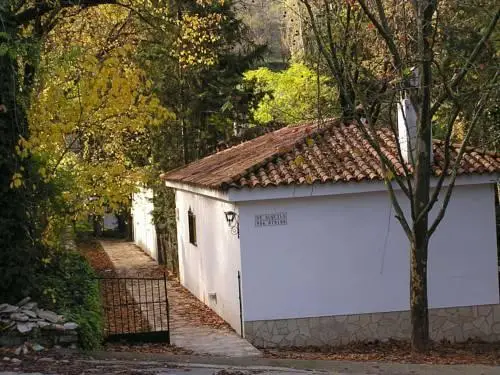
left=97, top=275, right=170, bottom=343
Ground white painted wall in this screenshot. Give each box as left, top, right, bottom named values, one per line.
left=175, top=190, right=243, bottom=333
left=132, top=188, right=158, bottom=261
left=239, top=183, right=499, bottom=321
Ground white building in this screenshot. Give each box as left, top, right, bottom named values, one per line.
left=132, top=187, right=159, bottom=261
left=162, top=118, right=500, bottom=348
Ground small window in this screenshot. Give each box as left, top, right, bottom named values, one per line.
left=188, top=208, right=197, bottom=246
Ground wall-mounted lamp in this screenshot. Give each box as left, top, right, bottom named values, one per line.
left=224, top=210, right=239, bottom=238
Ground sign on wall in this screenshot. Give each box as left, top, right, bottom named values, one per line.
left=255, top=212, right=287, bottom=227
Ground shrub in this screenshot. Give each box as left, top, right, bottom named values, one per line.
left=244, top=63, right=339, bottom=125
left=33, top=249, right=103, bottom=350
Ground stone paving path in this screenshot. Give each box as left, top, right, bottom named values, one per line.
left=99, top=240, right=261, bottom=358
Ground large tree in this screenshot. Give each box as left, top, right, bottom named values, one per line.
left=29, top=6, right=169, bottom=224
left=297, top=0, right=499, bottom=351
left=0, top=0, right=180, bottom=298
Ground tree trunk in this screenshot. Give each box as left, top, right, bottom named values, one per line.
left=92, top=215, right=103, bottom=237
left=0, top=11, right=39, bottom=302
left=126, top=209, right=133, bottom=241
left=410, top=231, right=429, bottom=351
left=409, top=0, right=436, bottom=352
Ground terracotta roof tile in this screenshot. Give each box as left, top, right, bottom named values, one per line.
left=162, top=119, right=500, bottom=190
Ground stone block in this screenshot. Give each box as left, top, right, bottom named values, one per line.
left=287, top=319, right=298, bottom=332
left=58, top=335, right=78, bottom=344
left=266, top=321, right=275, bottom=334
left=493, top=305, right=500, bottom=323
left=340, top=335, right=350, bottom=345
left=487, top=312, right=494, bottom=326
left=334, top=314, right=347, bottom=323
left=261, top=329, right=272, bottom=341
left=367, top=322, right=379, bottom=335
left=319, top=329, right=336, bottom=344
left=10, top=313, right=29, bottom=322
left=432, top=330, right=444, bottom=341
left=278, top=326, right=288, bottom=335
left=383, top=311, right=401, bottom=322
left=298, top=320, right=310, bottom=337
left=285, top=331, right=297, bottom=341
left=441, top=320, right=457, bottom=333
left=435, top=308, right=450, bottom=317
left=37, top=310, right=63, bottom=324
left=492, top=322, right=500, bottom=334
left=400, top=318, right=411, bottom=331
left=319, top=316, right=332, bottom=325
left=359, top=314, right=371, bottom=327
left=479, top=319, right=491, bottom=335
left=430, top=316, right=447, bottom=330
left=253, top=337, right=264, bottom=348
left=346, top=323, right=360, bottom=334
left=463, top=322, right=475, bottom=332
left=276, top=320, right=288, bottom=329
left=478, top=305, right=492, bottom=317
left=307, top=337, right=324, bottom=347
left=347, top=314, right=360, bottom=323
left=244, top=323, right=254, bottom=336
left=458, top=307, right=473, bottom=318
left=63, top=322, right=78, bottom=330
left=309, top=317, right=320, bottom=328
left=294, top=335, right=306, bottom=347
left=473, top=316, right=486, bottom=329
left=451, top=326, right=464, bottom=342
left=271, top=334, right=285, bottom=345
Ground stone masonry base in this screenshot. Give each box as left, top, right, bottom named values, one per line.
left=244, top=304, right=500, bottom=348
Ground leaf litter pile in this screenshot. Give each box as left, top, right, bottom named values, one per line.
left=165, top=278, right=231, bottom=331
left=264, top=339, right=500, bottom=365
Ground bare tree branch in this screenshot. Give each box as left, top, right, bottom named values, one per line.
left=15, top=0, right=118, bottom=24
left=357, top=0, right=403, bottom=72
left=49, top=80, right=85, bottom=176
left=429, top=72, right=498, bottom=236
left=430, top=8, right=500, bottom=116
left=414, top=61, right=463, bottom=224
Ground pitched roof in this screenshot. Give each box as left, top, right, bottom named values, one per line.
left=162, top=119, right=500, bottom=190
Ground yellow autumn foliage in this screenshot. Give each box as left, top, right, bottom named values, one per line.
left=28, top=6, right=172, bottom=219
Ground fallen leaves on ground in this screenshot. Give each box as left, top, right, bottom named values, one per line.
left=78, top=239, right=152, bottom=335
left=103, top=342, right=194, bottom=355
left=166, top=278, right=232, bottom=331
left=0, top=348, right=184, bottom=374
left=263, top=339, right=500, bottom=365
left=79, top=238, right=231, bottom=335
left=79, top=239, right=115, bottom=274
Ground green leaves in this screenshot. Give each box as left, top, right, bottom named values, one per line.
left=244, top=63, right=339, bottom=125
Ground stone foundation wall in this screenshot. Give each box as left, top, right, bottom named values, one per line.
left=244, top=304, right=500, bottom=348
left=0, top=329, right=78, bottom=348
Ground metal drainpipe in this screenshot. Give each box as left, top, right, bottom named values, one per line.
left=238, top=271, right=243, bottom=338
